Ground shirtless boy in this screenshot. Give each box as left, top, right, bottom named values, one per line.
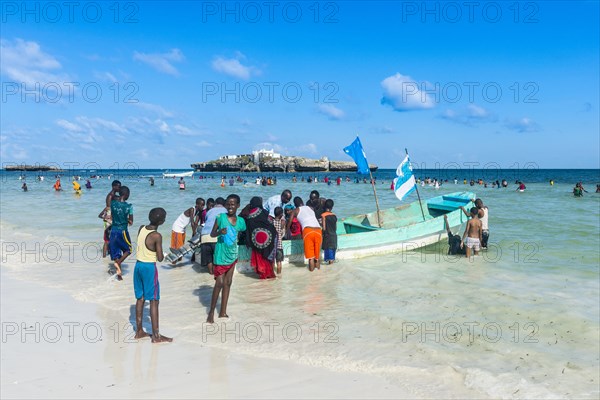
left=461, top=207, right=482, bottom=258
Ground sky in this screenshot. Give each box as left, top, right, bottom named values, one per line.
left=1, top=1, right=599, bottom=170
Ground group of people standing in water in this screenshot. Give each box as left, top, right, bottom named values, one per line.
left=96, top=180, right=339, bottom=340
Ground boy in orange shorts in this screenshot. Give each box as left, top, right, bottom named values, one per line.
left=286, top=197, right=322, bottom=271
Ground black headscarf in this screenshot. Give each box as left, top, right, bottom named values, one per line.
left=242, top=197, right=276, bottom=260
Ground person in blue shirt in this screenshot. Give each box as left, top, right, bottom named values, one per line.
left=199, top=197, right=227, bottom=274
left=110, top=186, right=133, bottom=280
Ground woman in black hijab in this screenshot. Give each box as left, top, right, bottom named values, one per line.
left=240, top=196, right=276, bottom=279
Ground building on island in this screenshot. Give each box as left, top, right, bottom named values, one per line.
left=252, top=148, right=281, bottom=164
left=219, top=155, right=240, bottom=160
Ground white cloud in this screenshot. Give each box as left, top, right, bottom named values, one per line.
left=371, top=126, right=394, bottom=134
left=173, top=124, right=208, bottom=137
left=0, top=38, right=70, bottom=86
left=157, top=120, right=170, bottom=133
left=0, top=142, right=28, bottom=161
left=133, top=48, right=184, bottom=76
left=211, top=53, right=260, bottom=80
left=131, top=102, right=174, bottom=118
left=504, top=117, right=539, bottom=133
left=317, top=104, right=345, bottom=120
left=56, top=119, right=84, bottom=132
left=196, top=140, right=212, bottom=147
left=299, top=143, right=318, bottom=154
left=441, top=104, right=497, bottom=126
left=93, top=71, right=118, bottom=83
left=380, top=73, right=435, bottom=111
left=55, top=117, right=129, bottom=146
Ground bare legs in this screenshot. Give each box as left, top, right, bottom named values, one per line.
left=113, top=251, right=130, bottom=280
left=134, top=297, right=173, bottom=343
left=134, top=297, right=150, bottom=339
left=308, top=258, right=321, bottom=271
left=207, top=266, right=234, bottom=323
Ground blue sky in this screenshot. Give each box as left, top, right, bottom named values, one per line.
left=1, top=1, right=599, bottom=169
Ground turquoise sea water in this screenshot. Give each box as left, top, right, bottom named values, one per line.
left=1, top=169, right=599, bottom=398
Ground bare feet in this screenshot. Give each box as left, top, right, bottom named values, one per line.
left=206, top=313, right=214, bottom=323
left=151, top=333, right=173, bottom=343
left=114, top=262, right=123, bottom=280
left=134, top=330, right=151, bottom=339
left=218, top=313, right=229, bottom=319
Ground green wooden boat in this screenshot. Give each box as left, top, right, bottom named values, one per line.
left=237, top=191, right=475, bottom=266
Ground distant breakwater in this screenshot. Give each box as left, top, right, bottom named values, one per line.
left=191, top=156, right=377, bottom=173
left=4, top=164, right=63, bottom=172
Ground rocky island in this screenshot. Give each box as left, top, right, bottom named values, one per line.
left=191, top=149, right=377, bottom=173
left=4, top=164, right=63, bottom=172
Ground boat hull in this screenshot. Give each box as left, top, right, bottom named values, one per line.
left=163, top=171, right=194, bottom=178
left=236, top=191, right=475, bottom=269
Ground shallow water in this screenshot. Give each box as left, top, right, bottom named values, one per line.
left=1, top=169, right=599, bottom=398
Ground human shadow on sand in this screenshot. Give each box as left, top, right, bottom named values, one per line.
left=193, top=284, right=214, bottom=313
left=128, top=303, right=152, bottom=335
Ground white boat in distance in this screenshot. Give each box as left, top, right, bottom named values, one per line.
left=162, top=170, right=195, bottom=178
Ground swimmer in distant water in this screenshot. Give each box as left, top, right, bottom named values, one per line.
left=516, top=182, right=526, bottom=191
left=53, top=178, right=62, bottom=191
left=573, top=182, right=587, bottom=197
left=73, top=180, right=82, bottom=194
left=22, top=182, right=28, bottom=192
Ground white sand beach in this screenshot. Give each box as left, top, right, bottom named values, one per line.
left=1, top=271, right=477, bottom=399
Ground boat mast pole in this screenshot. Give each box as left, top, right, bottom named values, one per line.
left=406, top=148, right=426, bottom=221
left=368, top=167, right=383, bottom=227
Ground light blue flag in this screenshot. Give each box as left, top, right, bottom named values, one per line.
left=343, top=137, right=370, bottom=174
left=393, top=154, right=416, bottom=201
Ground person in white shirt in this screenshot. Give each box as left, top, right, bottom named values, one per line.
left=474, top=198, right=489, bottom=249
left=264, top=189, right=293, bottom=218
left=286, top=197, right=322, bottom=272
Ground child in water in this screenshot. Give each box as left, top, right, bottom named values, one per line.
left=207, top=194, right=246, bottom=323
left=320, top=199, right=338, bottom=264
left=133, top=207, right=172, bottom=343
